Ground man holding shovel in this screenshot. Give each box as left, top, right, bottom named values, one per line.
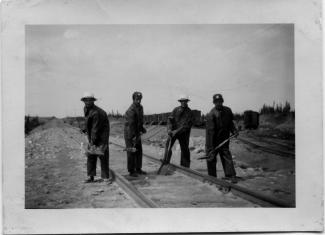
left=81, top=92, right=111, bottom=183
left=160, top=95, right=194, bottom=170
left=205, top=94, right=238, bottom=183
left=124, top=92, right=147, bottom=177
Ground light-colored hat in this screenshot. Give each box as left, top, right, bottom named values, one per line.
left=178, top=94, right=190, bottom=102
left=81, top=92, right=97, bottom=101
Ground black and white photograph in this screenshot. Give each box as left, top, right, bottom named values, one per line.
left=2, top=0, right=323, bottom=233
left=25, top=24, right=295, bottom=209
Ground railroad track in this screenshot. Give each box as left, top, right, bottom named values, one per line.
left=63, top=125, right=293, bottom=208
left=109, top=169, right=158, bottom=208
left=144, top=125, right=295, bottom=158
left=109, top=141, right=294, bottom=208
left=142, top=125, right=165, bottom=140
left=61, top=126, right=159, bottom=208
left=237, top=137, right=295, bottom=158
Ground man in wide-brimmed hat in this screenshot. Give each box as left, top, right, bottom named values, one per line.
left=164, top=94, right=194, bottom=168
left=81, top=92, right=111, bottom=183
left=205, top=93, right=238, bottom=183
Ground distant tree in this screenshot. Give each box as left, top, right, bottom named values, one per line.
left=283, top=101, right=291, bottom=113
left=260, top=101, right=292, bottom=115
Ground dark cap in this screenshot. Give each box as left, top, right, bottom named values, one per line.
left=213, top=94, right=224, bottom=102
left=132, top=91, right=143, bottom=100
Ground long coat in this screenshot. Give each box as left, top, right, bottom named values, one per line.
left=205, top=106, right=236, bottom=154
left=124, top=103, right=146, bottom=140
left=167, top=106, right=193, bottom=135
left=84, top=105, right=110, bottom=146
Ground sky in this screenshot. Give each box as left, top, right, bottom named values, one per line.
left=26, top=24, right=294, bottom=117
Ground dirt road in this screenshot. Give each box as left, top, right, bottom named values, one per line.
left=25, top=119, right=138, bottom=208
left=114, top=124, right=295, bottom=204
left=25, top=119, right=295, bottom=208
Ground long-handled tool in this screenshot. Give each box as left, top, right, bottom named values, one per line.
left=197, top=133, right=238, bottom=161
left=157, top=136, right=173, bottom=174
left=157, top=125, right=184, bottom=175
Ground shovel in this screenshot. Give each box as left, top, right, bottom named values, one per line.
left=157, top=136, right=173, bottom=174
left=197, top=133, right=238, bottom=161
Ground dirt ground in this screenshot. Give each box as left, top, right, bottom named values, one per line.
left=111, top=122, right=295, bottom=205
left=25, top=119, right=138, bottom=208
left=25, top=118, right=295, bottom=208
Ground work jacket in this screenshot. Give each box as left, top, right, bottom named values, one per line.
left=84, top=105, right=110, bottom=146
left=167, top=106, right=193, bottom=135
left=124, top=103, right=146, bottom=139
left=205, top=106, right=236, bottom=153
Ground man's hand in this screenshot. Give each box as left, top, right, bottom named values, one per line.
left=233, top=131, right=239, bottom=138
left=206, top=150, right=216, bottom=162
left=168, top=130, right=173, bottom=137
left=132, top=135, right=140, bottom=145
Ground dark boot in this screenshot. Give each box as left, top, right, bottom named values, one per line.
left=84, top=176, right=94, bottom=183
left=136, top=169, right=147, bottom=175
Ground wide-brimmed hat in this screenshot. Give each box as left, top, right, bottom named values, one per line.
left=81, top=92, right=97, bottom=101
left=178, top=94, right=190, bottom=102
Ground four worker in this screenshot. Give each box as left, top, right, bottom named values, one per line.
left=80, top=91, right=238, bottom=183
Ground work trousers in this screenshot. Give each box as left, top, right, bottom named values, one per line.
left=164, top=132, right=191, bottom=168
left=124, top=137, right=143, bottom=173
left=206, top=147, right=236, bottom=177
left=87, top=148, right=110, bottom=178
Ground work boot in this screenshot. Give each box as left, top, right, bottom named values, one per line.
left=230, top=177, right=238, bottom=184
left=103, top=178, right=113, bottom=184
left=129, top=172, right=139, bottom=177
left=136, top=169, right=147, bottom=175
left=84, top=176, right=94, bottom=183
left=223, top=176, right=238, bottom=184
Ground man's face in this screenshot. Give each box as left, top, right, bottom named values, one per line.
left=180, top=100, right=188, bottom=108
left=83, top=99, right=95, bottom=108
left=133, top=97, right=142, bottom=105
left=214, top=100, right=223, bottom=109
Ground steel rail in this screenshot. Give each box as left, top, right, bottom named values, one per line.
left=110, top=141, right=294, bottom=208
left=62, top=127, right=159, bottom=208
left=109, top=169, right=159, bottom=208
left=142, top=125, right=166, bottom=141
left=237, top=137, right=295, bottom=158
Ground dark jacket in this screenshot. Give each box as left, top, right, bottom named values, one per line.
left=167, top=106, right=193, bottom=134
left=124, top=103, right=146, bottom=139
left=205, top=106, right=236, bottom=153
left=84, top=105, right=110, bottom=146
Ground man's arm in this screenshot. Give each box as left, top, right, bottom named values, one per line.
left=90, top=113, right=100, bottom=145
left=140, top=107, right=147, bottom=134
left=228, top=108, right=238, bottom=136
left=172, top=109, right=193, bottom=135
left=167, top=109, right=176, bottom=135
left=125, top=108, right=137, bottom=139
left=205, top=112, right=216, bottom=155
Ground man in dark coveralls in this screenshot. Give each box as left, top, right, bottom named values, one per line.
left=124, top=92, right=147, bottom=177
left=205, top=94, right=238, bottom=183
left=164, top=95, right=194, bottom=168
left=81, top=92, right=110, bottom=183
